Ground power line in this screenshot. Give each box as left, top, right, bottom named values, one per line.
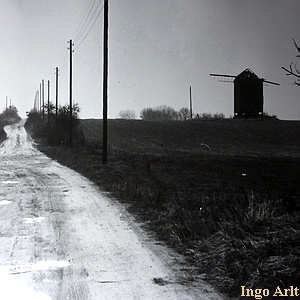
left=59, top=49, right=69, bottom=67
left=74, top=0, right=96, bottom=42
left=75, top=1, right=101, bottom=43
left=74, top=0, right=96, bottom=38
left=75, top=4, right=104, bottom=51
left=60, top=56, right=69, bottom=75
left=56, top=48, right=69, bottom=76
left=59, top=0, right=96, bottom=73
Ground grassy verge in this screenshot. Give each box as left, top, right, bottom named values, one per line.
left=35, top=139, right=300, bottom=298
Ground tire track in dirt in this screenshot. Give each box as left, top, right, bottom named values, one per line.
left=24, top=165, right=91, bottom=300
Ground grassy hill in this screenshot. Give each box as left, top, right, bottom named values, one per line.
left=37, top=118, right=300, bottom=298
left=79, top=118, right=300, bottom=157
left=78, top=118, right=300, bottom=205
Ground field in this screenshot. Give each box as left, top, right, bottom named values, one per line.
left=36, top=118, right=300, bottom=298
left=81, top=118, right=300, bottom=156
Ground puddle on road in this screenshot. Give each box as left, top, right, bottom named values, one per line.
left=0, top=200, right=12, bottom=206
left=0, top=260, right=71, bottom=300
left=23, top=217, right=45, bottom=224
left=0, top=260, right=71, bottom=275
left=32, top=260, right=71, bottom=270
left=1, top=180, right=19, bottom=187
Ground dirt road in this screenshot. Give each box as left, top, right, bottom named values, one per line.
left=0, top=121, right=223, bottom=299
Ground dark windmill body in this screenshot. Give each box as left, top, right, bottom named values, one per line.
left=234, top=69, right=264, bottom=117
left=210, top=68, right=279, bottom=118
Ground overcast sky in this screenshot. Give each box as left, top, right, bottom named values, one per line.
left=0, top=0, right=299, bottom=119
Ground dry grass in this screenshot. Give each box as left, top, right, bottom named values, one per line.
left=30, top=119, right=300, bottom=299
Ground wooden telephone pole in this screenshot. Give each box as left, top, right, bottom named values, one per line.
left=55, top=67, right=59, bottom=126
left=47, top=80, right=50, bottom=123
left=102, top=0, right=108, bottom=164
left=69, top=40, right=73, bottom=146
left=39, top=83, right=41, bottom=113
left=189, top=86, right=193, bottom=120
left=42, top=80, right=45, bottom=119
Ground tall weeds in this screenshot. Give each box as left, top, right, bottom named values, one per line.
left=106, top=151, right=300, bottom=298
left=33, top=142, right=300, bottom=299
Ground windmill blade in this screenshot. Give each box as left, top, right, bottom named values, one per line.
left=210, top=73, right=236, bottom=78
left=210, top=73, right=236, bottom=83
left=263, top=79, right=280, bottom=86
left=217, top=77, right=234, bottom=83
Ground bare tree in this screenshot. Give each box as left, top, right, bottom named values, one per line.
left=118, top=109, right=136, bottom=119
left=178, top=107, right=190, bottom=120
left=282, top=38, right=300, bottom=86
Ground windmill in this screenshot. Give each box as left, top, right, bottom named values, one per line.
left=210, top=68, right=279, bottom=118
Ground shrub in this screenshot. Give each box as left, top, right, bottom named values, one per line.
left=25, top=102, right=85, bottom=147
left=118, top=110, right=136, bottom=119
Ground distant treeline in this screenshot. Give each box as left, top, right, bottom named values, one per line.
left=119, top=106, right=225, bottom=121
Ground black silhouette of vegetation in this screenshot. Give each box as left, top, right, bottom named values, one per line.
left=140, top=105, right=225, bottom=121
left=140, top=105, right=180, bottom=121
left=25, top=102, right=85, bottom=147
left=0, top=105, right=22, bottom=142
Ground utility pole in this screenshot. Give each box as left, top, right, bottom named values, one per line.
left=55, top=67, right=59, bottom=128
left=42, top=80, right=45, bottom=120
left=47, top=80, right=50, bottom=123
left=189, top=86, right=193, bottom=120
left=34, top=90, right=39, bottom=111
left=37, top=90, right=40, bottom=112
left=39, top=83, right=42, bottom=113
left=33, top=91, right=39, bottom=111
left=102, top=0, right=108, bottom=164
left=5, top=96, right=7, bottom=110
left=68, top=40, right=73, bottom=146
